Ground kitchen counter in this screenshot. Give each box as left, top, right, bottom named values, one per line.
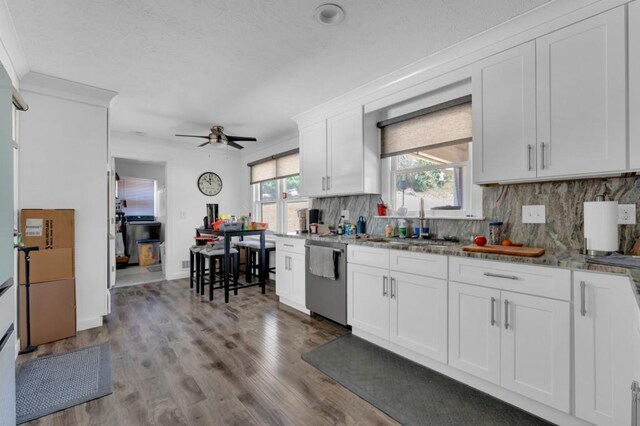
left=274, top=232, right=640, bottom=306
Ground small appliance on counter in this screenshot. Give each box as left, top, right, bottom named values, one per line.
left=583, top=195, right=618, bottom=256
left=297, top=208, right=308, bottom=234
left=308, top=209, right=320, bottom=233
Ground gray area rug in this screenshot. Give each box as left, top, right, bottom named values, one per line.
left=16, top=342, right=112, bottom=424
left=302, top=334, right=551, bottom=426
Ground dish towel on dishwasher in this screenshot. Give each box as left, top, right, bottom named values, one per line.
left=309, top=246, right=337, bottom=280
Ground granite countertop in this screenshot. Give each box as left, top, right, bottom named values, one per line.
left=274, top=232, right=640, bottom=305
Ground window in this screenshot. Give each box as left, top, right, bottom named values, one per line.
left=249, top=150, right=309, bottom=233
left=380, top=97, right=482, bottom=218
left=117, top=177, right=157, bottom=216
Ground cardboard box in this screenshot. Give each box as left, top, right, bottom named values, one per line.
left=19, top=209, right=75, bottom=284
left=19, top=279, right=76, bottom=349
left=18, top=248, right=74, bottom=284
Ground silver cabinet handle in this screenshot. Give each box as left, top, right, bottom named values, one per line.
left=390, top=277, right=396, bottom=299
left=287, top=256, right=291, bottom=271
left=580, top=281, right=587, bottom=316
left=504, top=299, right=510, bottom=329
left=285, top=256, right=289, bottom=271
left=283, top=243, right=294, bottom=248
left=540, top=142, right=546, bottom=170
left=491, top=297, right=496, bottom=326
left=484, top=272, right=519, bottom=280
left=322, top=177, right=326, bottom=191
left=382, top=276, right=388, bottom=297
left=527, top=144, right=533, bottom=171
left=326, top=176, right=331, bottom=190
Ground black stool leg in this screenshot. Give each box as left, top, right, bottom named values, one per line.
left=209, top=257, right=215, bottom=301
left=200, top=253, right=206, bottom=296
left=189, top=250, right=194, bottom=289
left=233, top=253, right=239, bottom=295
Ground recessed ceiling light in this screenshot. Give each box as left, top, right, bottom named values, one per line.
left=314, top=3, right=345, bottom=26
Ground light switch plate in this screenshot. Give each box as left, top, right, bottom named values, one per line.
left=618, top=204, right=636, bottom=225
left=341, top=210, right=350, bottom=221
left=522, top=205, right=546, bottom=224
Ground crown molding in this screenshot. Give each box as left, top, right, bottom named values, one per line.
left=0, top=0, right=29, bottom=84
left=21, top=72, right=118, bottom=108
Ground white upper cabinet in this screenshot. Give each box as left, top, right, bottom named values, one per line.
left=574, top=271, right=633, bottom=426
left=473, top=42, right=537, bottom=183
left=299, top=120, right=327, bottom=198
left=472, top=6, right=627, bottom=184
left=630, top=1, right=640, bottom=171
left=298, top=106, right=379, bottom=197
left=536, top=7, right=627, bottom=178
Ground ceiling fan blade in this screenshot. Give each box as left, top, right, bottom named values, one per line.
left=226, top=135, right=257, bottom=142
left=197, top=141, right=210, bottom=147
left=175, top=134, right=209, bottom=139
left=226, top=141, right=244, bottom=150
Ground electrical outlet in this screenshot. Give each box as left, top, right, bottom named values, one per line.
left=522, top=205, right=546, bottom=224
left=341, top=210, right=350, bottom=221
left=179, top=210, right=186, bottom=220
left=618, top=204, right=636, bottom=225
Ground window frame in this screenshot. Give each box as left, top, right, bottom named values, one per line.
left=252, top=175, right=309, bottom=233
left=381, top=146, right=483, bottom=219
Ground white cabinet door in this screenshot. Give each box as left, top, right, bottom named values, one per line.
left=472, top=41, right=537, bottom=183
left=500, top=291, right=570, bottom=413
left=289, top=251, right=306, bottom=308
left=630, top=1, right=640, bottom=171
left=536, top=7, right=626, bottom=178
left=347, top=263, right=389, bottom=339
left=390, top=271, right=447, bottom=363
left=299, top=120, right=327, bottom=197
left=449, top=282, right=501, bottom=384
left=574, top=271, right=633, bottom=426
left=275, top=253, right=293, bottom=298
left=327, top=107, right=364, bottom=195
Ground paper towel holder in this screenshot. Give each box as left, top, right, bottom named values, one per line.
left=583, top=194, right=618, bottom=257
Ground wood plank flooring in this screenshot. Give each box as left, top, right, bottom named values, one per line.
left=18, top=279, right=397, bottom=425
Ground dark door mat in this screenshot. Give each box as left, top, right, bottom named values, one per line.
left=302, top=334, right=552, bottom=426
left=16, top=342, right=112, bottom=424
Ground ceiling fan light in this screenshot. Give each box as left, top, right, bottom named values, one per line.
left=315, top=4, right=345, bottom=26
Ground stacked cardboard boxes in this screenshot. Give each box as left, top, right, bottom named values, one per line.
left=19, top=209, right=76, bottom=349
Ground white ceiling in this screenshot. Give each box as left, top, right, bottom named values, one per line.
left=7, top=0, right=549, bottom=147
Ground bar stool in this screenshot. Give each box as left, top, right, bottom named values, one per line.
left=199, top=247, right=240, bottom=301
left=189, top=245, right=205, bottom=292
left=233, top=240, right=251, bottom=278
left=245, top=240, right=276, bottom=282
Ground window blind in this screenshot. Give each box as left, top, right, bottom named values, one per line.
left=248, top=149, right=299, bottom=184
left=379, top=97, right=472, bottom=158
left=117, top=177, right=156, bottom=216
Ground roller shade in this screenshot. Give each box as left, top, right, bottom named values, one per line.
left=248, top=149, right=299, bottom=184
left=380, top=97, right=472, bottom=158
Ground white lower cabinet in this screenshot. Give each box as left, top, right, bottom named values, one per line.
left=275, top=238, right=307, bottom=313
left=348, top=248, right=448, bottom=363
left=574, top=271, right=634, bottom=426
left=449, top=259, right=570, bottom=413
left=389, top=271, right=447, bottom=363
left=500, top=291, right=570, bottom=412
left=449, top=282, right=501, bottom=384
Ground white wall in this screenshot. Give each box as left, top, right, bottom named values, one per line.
left=19, top=73, right=116, bottom=331
left=110, top=132, right=244, bottom=280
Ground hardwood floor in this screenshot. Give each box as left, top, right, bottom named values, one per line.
left=19, top=279, right=397, bottom=425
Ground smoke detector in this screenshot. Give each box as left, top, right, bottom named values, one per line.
left=315, top=4, right=345, bottom=26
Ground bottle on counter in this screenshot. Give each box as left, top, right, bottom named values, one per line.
left=489, top=221, right=503, bottom=245
left=398, top=219, right=407, bottom=238
left=337, top=215, right=345, bottom=236
left=384, top=221, right=394, bottom=238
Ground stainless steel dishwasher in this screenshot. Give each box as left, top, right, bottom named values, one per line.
left=305, top=239, right=347, bottom=326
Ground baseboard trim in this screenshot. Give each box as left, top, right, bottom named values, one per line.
left=77, top=316, right=103, bottom=331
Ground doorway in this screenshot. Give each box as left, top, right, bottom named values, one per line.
left=111, top=157, right=167, bottom=287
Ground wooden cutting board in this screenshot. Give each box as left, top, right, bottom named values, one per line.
left=462, top=244, right=545, bottom=257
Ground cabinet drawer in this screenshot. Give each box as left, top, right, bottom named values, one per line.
left=275, top=237, right=305, bottom=254
left=389, top=250, right=447, bottom=279
left=0, top=278, right=14, bottom=340
left=449, top=257, right=570, bottom=300
left=347, top=245, right=389, bottom=269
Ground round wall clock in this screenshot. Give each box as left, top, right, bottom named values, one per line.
left=197, top=172, right=222, bottom=196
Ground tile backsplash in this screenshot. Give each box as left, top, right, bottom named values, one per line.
left=310, top=176, right=640, bottom=253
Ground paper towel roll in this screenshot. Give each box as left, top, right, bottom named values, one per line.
left=584, top=201, right=618, bottom=252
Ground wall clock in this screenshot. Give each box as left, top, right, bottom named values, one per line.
left=197, top=172, right=222, bottom=196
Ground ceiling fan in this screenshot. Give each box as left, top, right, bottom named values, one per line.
left=175, top=125, right=257, bottom=150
